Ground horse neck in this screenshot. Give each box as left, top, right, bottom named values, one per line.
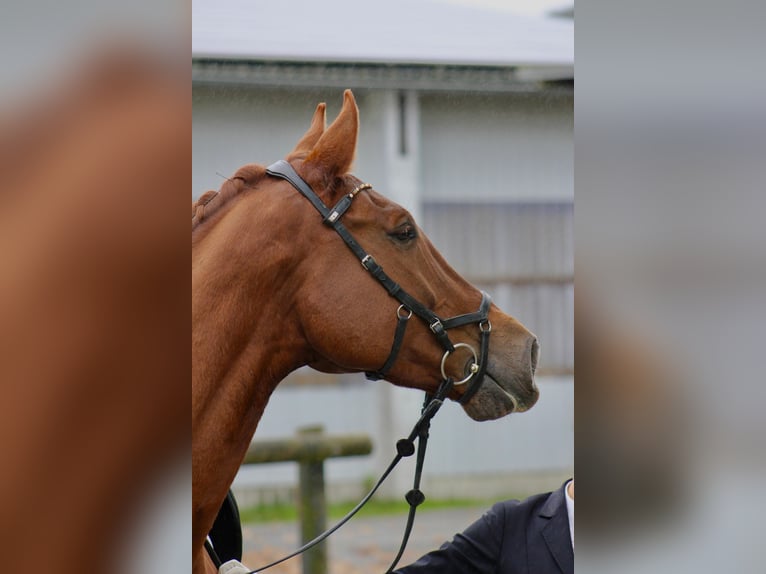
left=191, top=195, right=311, bottom=555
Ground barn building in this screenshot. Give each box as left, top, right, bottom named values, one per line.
left=193, top=0, right=573, bottom=504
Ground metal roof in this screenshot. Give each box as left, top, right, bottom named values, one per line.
left=192, top=0, right=573, bottom=69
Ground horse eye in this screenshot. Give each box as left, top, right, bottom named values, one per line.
left=390, top=224, right=417, bottom=243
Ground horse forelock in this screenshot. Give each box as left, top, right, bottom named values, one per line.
left=192, top=164, right=266, bottom=232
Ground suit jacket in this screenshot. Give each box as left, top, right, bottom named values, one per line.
left=394, top=482, right=573, bottom=574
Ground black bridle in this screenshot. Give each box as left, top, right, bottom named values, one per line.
left=212, top=160, right=495, bottom=573
left=266, top=160, right=493, bottom=403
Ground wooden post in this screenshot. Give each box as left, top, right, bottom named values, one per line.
left=297, top=425, right=327, bottom=574
left=242, top=426, right=372, bottom=574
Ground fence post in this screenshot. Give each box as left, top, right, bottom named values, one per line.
left=242, top=426, right=372, bottom=574
left=297, top=425, right=327, bottom=574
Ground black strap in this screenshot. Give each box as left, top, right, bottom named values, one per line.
left=442, top=291, right=492, bottom=330
left=385, top=378, right=452, bottom=573
left=266, top=160, right=455, bottom=353
left=365, top=309, right=411, bottom=381
left=248, top=452, right=403, bottom=573
left=266, top=160, right=331, bottom=219
left=458, top=327, right=491, bottom=405
left=249, top=379, right=454, bottom=574
left=204, top=538, right=222, bottom=570
left=454, top=292, right=492, bottom=405
left=384, top=382, right=447, bottom=574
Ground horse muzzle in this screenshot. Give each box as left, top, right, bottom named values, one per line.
left=461, top=334, right=540, bottom=421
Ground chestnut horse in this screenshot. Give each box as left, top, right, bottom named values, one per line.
left=192, top=90, right=539, bottom=574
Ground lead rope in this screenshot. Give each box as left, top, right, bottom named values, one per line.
left=384, top=390, right=439, bottom=573
left=244, top=378, right=453, bottom=574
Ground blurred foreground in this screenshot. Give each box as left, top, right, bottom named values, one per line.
left=0, top=8, right=189, bottom=573
left=576, top=1, right=766, bottom=572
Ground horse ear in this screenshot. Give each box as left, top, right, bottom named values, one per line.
left=302, top=90, right=359, bottom=189
left=288, top=102, right=326, bottom=161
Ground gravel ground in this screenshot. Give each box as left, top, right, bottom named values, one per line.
left=241, top=505, right=488, bottom=573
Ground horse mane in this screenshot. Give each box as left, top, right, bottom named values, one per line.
left=192, top=164, right=266, bottom=231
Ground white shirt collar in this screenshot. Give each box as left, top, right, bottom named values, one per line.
left=565, top=480, right=574, bottom=549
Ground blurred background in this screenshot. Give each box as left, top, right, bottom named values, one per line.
left=576, top=1, right=766, bottom=573
left=1, top=2, right=189, bottom=574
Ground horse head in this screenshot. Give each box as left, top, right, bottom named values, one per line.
left=269, top=90, right=540, bottom=420
left=192, top=89, right=542, bottom=573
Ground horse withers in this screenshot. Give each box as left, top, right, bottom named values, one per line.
left=192, top=90, right=540, bottom=574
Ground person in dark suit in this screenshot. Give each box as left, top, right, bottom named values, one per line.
left=393, top=480, right=574, bottom=574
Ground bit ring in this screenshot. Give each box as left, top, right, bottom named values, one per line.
left=440, top=343, right=479, bottom=386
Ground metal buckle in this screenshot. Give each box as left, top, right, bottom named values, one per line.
left=361, top=254, right=375, bottom=270
left=429, top=319, right=444, bottom=334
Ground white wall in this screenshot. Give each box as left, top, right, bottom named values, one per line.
left=193, top=88, right=574, bottom=203
left=420, top=92, right=573, bottom=202
left=193, top=87, right=408, bottom=203
left=193, top=87, right=344, bottom=198
left=233, top=375, right=573, bottom=502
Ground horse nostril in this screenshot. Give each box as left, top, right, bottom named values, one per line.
left=530, top=337, right=540, bottom=374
